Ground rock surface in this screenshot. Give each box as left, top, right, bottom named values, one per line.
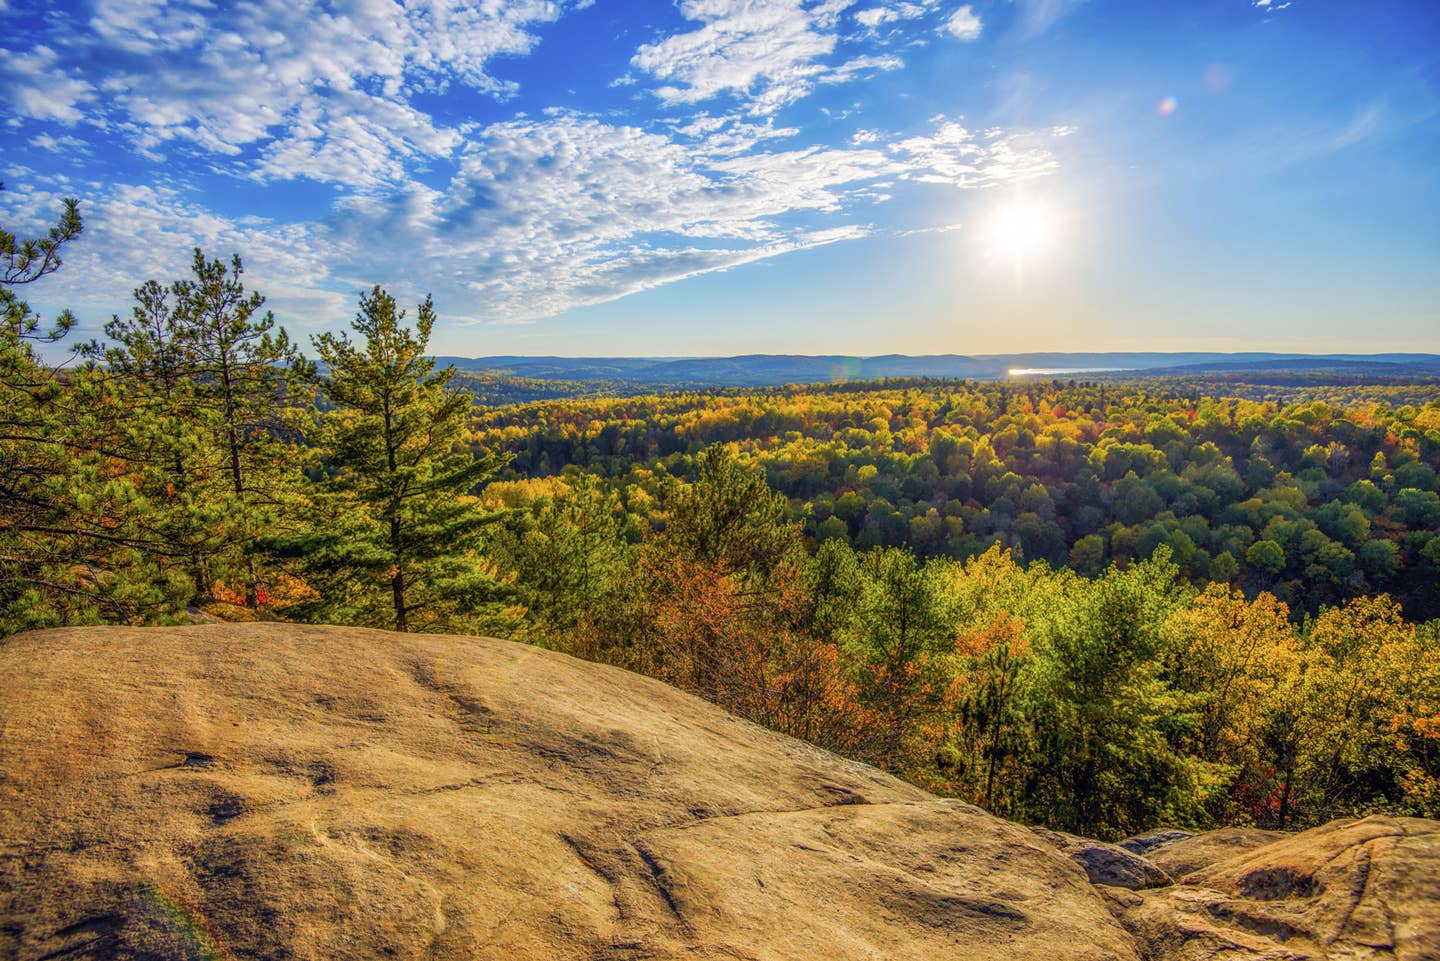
left=0, top=624, right=1136, bottom=961
left=1106, top=817, right=1440, bottom=960
left=1118, top=828, right=1196, bottom=856
left=1141, top=825, right=1288, bottom=880
left=1030, top=827, right=1173, bottom=890
left=0, top=624, right=1436, bottom=961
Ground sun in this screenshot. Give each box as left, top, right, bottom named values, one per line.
left=984, top=199, right=1060, bottom=265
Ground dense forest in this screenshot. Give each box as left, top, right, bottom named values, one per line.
left=4, top=197, right=1439, bottom=839
left=474, top=379, right=1440, bottom=619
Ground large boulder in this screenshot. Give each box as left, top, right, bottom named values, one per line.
left=1106, top=816, right=1440, bottom=960
left=1118, top=828, right=1196, bottom=856
left=0, top=624, right=1137, bottom=961
left=4, top=625, right=1437, bottom=960
left=1029, top=827, right=1173, bottom=890
left=1143, top=826, right=1287, bottom=880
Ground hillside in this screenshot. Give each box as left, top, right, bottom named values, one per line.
left=438, top=353, right=1440, bottom=388
left=2, top=624, right=1437, bottom=960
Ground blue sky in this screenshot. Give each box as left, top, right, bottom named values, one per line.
left=2, top=0, right=1436, bottom=357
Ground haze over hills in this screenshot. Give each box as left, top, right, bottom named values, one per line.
left=438, top=353, right=1440, bottom=388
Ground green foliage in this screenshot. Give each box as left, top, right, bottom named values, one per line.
left=1246, top=539, right=1286, bottom=574
left=1021, top=552, right=1220, bottom=836
left=490, top=457, right=1440, bottom=837
left=840, top=547, right=955, bottom=767
left=275, top=286, right=508, bottom=632
left=2, top=190, right=83, bottom=631
left=630, top=444, right=810, bottom=694
left=475, top=378, right=1440, bottom=618
left=94, top=252, right=315, bottom=606
left=0, top=191, right=195, bottom=631
left=483, top=472, right=636, bottom=647
left=1, top=185, right=81, bottom=344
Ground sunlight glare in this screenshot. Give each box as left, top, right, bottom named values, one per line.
left=984, top=199, right=1060, bottom=266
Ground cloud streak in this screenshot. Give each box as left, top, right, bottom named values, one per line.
left=5, top=109, right=1063, bottom=332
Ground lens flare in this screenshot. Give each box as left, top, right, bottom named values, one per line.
left=1157, top=96, right=1179, bottom=116
left=1203, top=63, right=1233, bottom=91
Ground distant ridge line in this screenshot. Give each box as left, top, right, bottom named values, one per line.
left=435, top=352, right=1440, bottom=387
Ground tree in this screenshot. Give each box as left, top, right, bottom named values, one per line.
left=91, top=279, right=217, bottom=600
left=484, top=472, right=636, bottom=648
left=843, top=547, right=955, bottom=769
left=1, top=189, right=83, bottom=631
left=1357, top=539, right=1400, bottom=585
left=1208, top=550, right=1241, bottom=584
left=1162, top=585, right=1302, bottom=824
left=1, top=184, right=81, bottom=346
left=1068, top=534, right=1106, bottom=577
left=1247, top=539, right=1286, bottom=575
left=2, top=191, right=198, bottom=632
left=1023, top=551, right=1221, bottom=837
left=3, top=191, right=173, bottom=629
left=169, top=250, right=313, bottom=606
left=1292, top=597, right=1439, bottom=822
left=637, top=444, right=808, bottom=695
left=287, top=286, right=507, bottom=632
left=944, top=612, right=1031, bottom=815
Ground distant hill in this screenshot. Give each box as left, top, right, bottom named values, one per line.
left=436, top=352, right=1440, bottom=388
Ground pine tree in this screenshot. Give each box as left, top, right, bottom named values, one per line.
left=169, top=250, right=313, bottom=606
left=287, top=286, right=508, bottom=632
left=80, top=251, right=314, bottom=611
left=92, top=279, right=217, bottom=601
left=485, top=472, right=635, bottom=646
left=1, top=190, right=190, bottom=631
left=0, top=189, right=96, bottom=631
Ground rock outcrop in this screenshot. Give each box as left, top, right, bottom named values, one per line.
left=0, top=624, right=1436, bottom=960
left=1030, top=827, right=1174, bottom=890
left=1140, top=826, right=1286, bottom=879
left=1106, top=817, right=1440, bottom=960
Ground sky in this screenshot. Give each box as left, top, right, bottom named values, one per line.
left=1, top=0, right=1437, bottom=358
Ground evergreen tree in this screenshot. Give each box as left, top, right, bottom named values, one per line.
left=0, top=192, right=121, bottom=627
left=484, top=472, right=636, bottom=647
left=1, top=191, right=192, bottom=631
left=168, top=250, right=313, bottom=606
left=844, top=547, right=955, bottom=768
left=1, top=189, right=83, bottom=631
left=639, top=444, right=808, bottom=692
left=92, top=280, right=217, bottom=598
left=286, top=286, right=507, bottom=631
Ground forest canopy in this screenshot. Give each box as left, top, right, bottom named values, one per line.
left=472, top=377, right=1440, bottom=619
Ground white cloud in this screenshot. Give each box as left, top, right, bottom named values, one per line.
left=0, top=46, right=95, bottom=124
left=3, top=112, right=1064, bottom=332
left=944, top=5, right=982, bottom=40
left=855, top=2, right=932, bottom=31
left=1, top=0, right=576, bottom=187
left=1, top=0, right=1064, bottom=339
left=633, top=0, right=838, bottom=113
left=0, top=179, right=342, bottom=335
left=334, top=112, right=1063, bottom=322
left=632, top=0, right=909, bottom=115
left=30, top=132, right=91, bottom=154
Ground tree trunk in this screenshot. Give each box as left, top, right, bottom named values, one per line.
left=391, top=516, right=407, bottom=632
